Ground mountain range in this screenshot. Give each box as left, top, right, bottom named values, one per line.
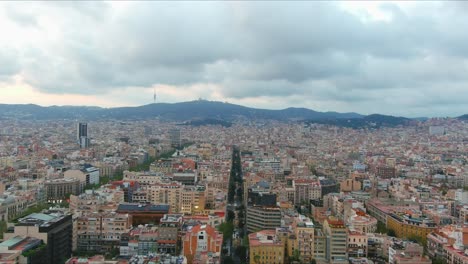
left=0, top=100, right=457, bottom=128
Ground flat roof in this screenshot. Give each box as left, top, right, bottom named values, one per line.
left=117, top=203, right=170, bottom=212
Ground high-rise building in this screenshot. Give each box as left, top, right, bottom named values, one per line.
left=77, top=122, right=87, bottom=140
left=77, top=122, right=89, bottom=148
left=4, top=210, right=73, bottom=264
left=169, top=128, right=181, bottom=148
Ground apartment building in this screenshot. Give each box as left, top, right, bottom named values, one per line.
left=293, top=179, right=321, bottom=206
left=75, top=212, right=131, bottom=253
left=323, top=217, right=348, bottom=264
left=387, top=213, right=437, bottom=244
left=147, top=182, right=182, bottom=213
left=180, top=185, right=206, bottom=215
left=347, top=230, right=368, bottom=258
left=293, top=214, right=315, bottom=263
left=44, top=178, right=82, bottom=203
left=249, top=230, right=285, bottom=264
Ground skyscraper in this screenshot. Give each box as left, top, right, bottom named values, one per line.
left=77, top=122, right=89, bottom=148
left=169, top=128, right=181, bottom=148
left=77, top=122, right=87, bottom=140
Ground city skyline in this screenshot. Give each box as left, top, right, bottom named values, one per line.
left=1, top=2, right=467, bottom=117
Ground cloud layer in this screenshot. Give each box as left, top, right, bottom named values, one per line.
left=0, top=2, right=467, bottom=117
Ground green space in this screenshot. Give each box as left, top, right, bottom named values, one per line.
left=0, top=220, right=6, bottom=239
left=12, top=203, right=51, bottom=223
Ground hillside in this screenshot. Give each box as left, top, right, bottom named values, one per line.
left=0, top=100, right=363, bottom=121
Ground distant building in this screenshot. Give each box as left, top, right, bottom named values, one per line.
left=340, top=178, right=362, bottom=192
left=77, top=122, right=89, bottom=149
left=77, top=122, right=87, bottom=141
left=429, top=126, right=445, bottom=136
left=376, top=166, right=396, bottom=179
left=169, top=129, right=181, bottom=148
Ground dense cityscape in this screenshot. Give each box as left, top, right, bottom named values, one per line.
left=0, top=115, right=466, bottom=264
left=2, top=1, right=468, bottom=264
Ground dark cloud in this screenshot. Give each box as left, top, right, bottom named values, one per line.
left=1, top=2, right=468, bottom=116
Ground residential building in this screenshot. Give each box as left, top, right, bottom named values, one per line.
left=387, top=213, right=437, bottom=244
left=323, top=217, right=348, bottom=264
left=248, top=230, right=285, bottom=264
left=75, top=212, right=131, bottom=253
left=347, top=230, right=368, bottom=258
left=44, top=178, right=81, bottom=203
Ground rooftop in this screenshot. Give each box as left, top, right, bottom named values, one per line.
left=117, top=203, right=170, bottom=213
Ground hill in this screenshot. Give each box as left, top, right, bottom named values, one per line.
left=0, top=100, right=363, bottom=121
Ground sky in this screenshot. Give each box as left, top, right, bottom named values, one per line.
left=0, top=1, right=467, bottom=117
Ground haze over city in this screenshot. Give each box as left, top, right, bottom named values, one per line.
left=1, top=2, right=468, bottom=117
left=1, top=2, right=468, bottom=264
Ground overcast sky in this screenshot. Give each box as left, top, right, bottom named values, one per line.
left=0, top=1, right=467, bottom=117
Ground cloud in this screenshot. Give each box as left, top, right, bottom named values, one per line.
left=0, top=1, right=468, bottom=117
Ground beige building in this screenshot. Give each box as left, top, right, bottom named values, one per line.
left=180, top=186, right=206, bottom=215
left=44, top=178, right=81, bottom=203
left=340, top=178, right=362, bottom=192
left=347, top=231, right=368, bottom=258
left=249, top=230, right=285, bottom=264
left=292, top=215, right=315, bottom=263
left=147, top=182, right=182, bottom=213
left=323, top=217, right=348, bottom=264
left=123, top=171, right=163, bottom=185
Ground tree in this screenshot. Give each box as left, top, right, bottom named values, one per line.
left=236, top=245, right=247, bottom=260
left=290, top=249, right=301, bottom=262
left=387, top=229, right=396, bottom=237
left=218, top=222, right=234, bottom=241
left=376, top=221, right=388, bottom=234
left=223, top=256, right=235, bottom=264
left=0, top=220, right=7, bottom=239
left=227, top=209, right=235, bottom=222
